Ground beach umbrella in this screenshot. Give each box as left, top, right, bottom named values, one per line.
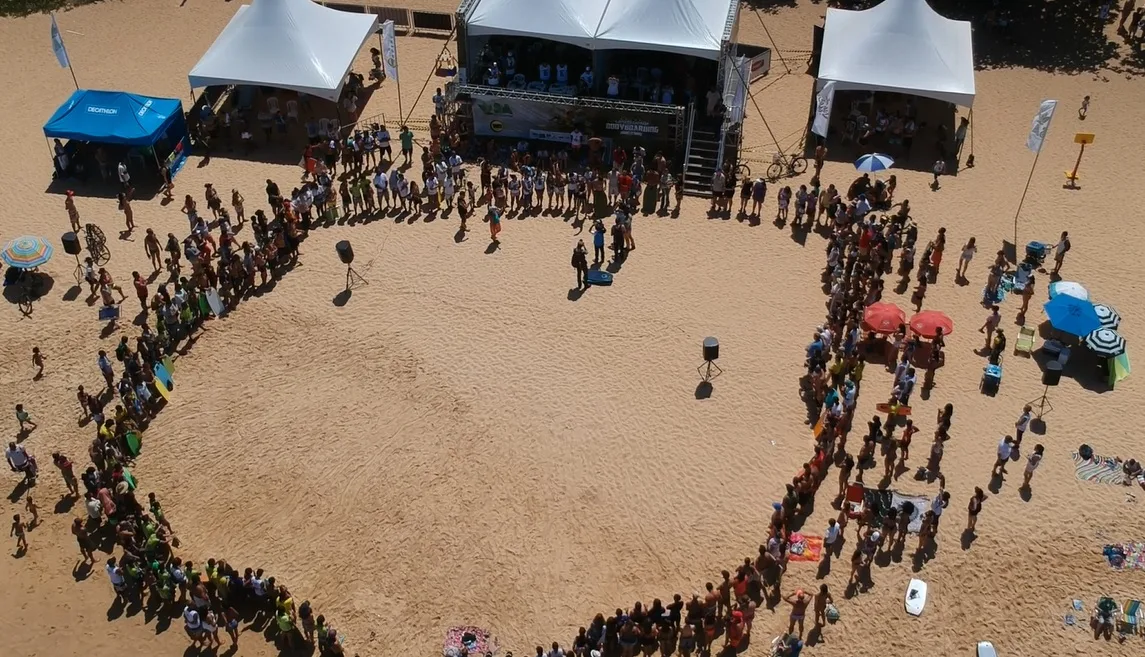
left=1048, top=280, right=1089, bottom=301
left=854, top=153, right=894, bottom=173
left=1, top=236, right=54, bottom=269
left=908, top=310, right=954, bottom=339
left=1085, top=328, right=1127, bottom=357
left=862, top=302, right=906, bottom=334
left=1093, top=303, right=1121, bottom=330
left=1043, top=295, right=1102, bottom=337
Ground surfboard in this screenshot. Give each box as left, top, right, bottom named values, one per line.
left=153, top=377, right=172, bottom=402
left=976, top=641, right=997, bottom=657
left=125, top=431, right=142, bottom=457
left=162, top=355, right=175, bottom=375
left=877, top=403, right=912, bottom=416
left=198, top=293, right=211, bottom=318
left=98, top=305, right=120, bottom=322
left=206, top=288, right=226, bottom=316
left=905, top=578, right=928, bottom=616
left=586, top=270, right=613, bottom=286
left=153, top=362, right=174, bottom=390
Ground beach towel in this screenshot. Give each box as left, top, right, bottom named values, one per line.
left=1103, top=542, right=1145, bottom=570
left=787, top=533, right=824, bottom=563
left=890, top=491, right=931, bottom=534
left=444, top=626, right=497, bottom=657
left=1072, top=452, right=1125, bottom=485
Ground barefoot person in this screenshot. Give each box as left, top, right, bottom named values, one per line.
left=783, top=589, right=811, bottom=638
left=1052, top=231, right=1070, bottom=276
left=11, top=513, right=28, bottom=552
left=813, top=584, right=833, bottom=628
left=1022, top=444, right=1044, bottom=490
left=992, top=435, right=1015, bottom=477
left=966, top=487, right=985, bottom=533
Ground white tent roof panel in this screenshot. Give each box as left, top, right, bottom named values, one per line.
left=189, top=0, right=379, bottom=102
left=464, top=0, right=736, bottom=59
left=818, top=0, right=975, bottom=107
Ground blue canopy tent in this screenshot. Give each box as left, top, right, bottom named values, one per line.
left=43, top=90, right=191, bottom=183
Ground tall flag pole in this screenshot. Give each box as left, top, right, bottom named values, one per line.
left=51, top=13, right=79, bottom=89
left=1013, top=99, right=1056, bottom=250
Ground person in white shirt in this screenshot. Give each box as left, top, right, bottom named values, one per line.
left=448, top=152, right=463, bottom=183
left=823, top=518, right=841, bottom=555
left=432, top=88, right=446, bottom=119
left=1022, top=444, right=1044, bottom=490
left=508, top=175, right=521, bottom=211
left=606, top=75, right=620, bottom=97
left=397, top=177, right=411, bottom=211
left=992, top=435, right=1014, bottom=476
left=5, top=441, right=35, bottom=483
left=425, top=176, right=439, bottom=210
left=435, top=159, right=449, bottom=186
left=1052, top=230, right=1070, bottom=275
left=378, top=125, right=392, bottom=161
left=570, top=129, right=583, bottom=157
left=117, top=161, right=130, bottom=189
left=579, top=67, right=594, bottom=90
left=1014, top=405, right=1033, bottom=445
left=374, top=170, right=390, bottom=208
left=106, top=557, right=127, bottom=598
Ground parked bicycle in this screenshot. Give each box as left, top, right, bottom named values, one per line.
left=766, top=152, right=807, bottom=182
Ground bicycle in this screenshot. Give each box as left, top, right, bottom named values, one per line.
left=766, top=152, right=808, bottom=182
left=733, top=162, right=751, bottom=180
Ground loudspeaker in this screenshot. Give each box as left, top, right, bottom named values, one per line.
left=336, top=240, right=354, bottom=265
left=1042, top=361, right=1062, bottom=387
left=703, top=337, right=719, bottom=362
left=62, top=232, right=82, bottom=256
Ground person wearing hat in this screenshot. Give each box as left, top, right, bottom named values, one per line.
left=783, top=589, right=811, bottom=638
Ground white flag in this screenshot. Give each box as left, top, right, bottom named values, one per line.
left=50, top=13, right=70, bottom=70
left=382, top=20, right=399, bottom=83
left=1026, top=99, right=1057, bottom=153
left=811, top=81, right=835, bottom=138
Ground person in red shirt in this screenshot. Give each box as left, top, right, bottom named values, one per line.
left=132, top=271, right=149, bottom=314
left=618, top=170, right=633, bottom=200
left=612, top=146, right=627, bottom=170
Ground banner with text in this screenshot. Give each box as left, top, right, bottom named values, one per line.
left=470, top=94, right=676, bottom=145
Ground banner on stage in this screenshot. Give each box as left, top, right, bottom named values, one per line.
left=811, top=81, right=835, bottom=139
left=470, top=94, right=675, bottom=143
left=382, top=20, right=399, bottom=83
left=1026, top=99, right=1057, bottom=153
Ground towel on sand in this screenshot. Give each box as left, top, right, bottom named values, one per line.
left=1072, top=452, right=1125, bottom=485
left=787, top=534, right=824, bottom=562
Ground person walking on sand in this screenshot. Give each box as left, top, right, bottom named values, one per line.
left=813, top=584, right=833, bottom=628
left=65, top=190, right=81, bottom=233
left=117, top=190, right=135, bottom=233
left=11, top=514, right=28, bottom=552
left=992, top=435, right=1015, bottom=477
left=1052, top=231, right=1070, bottom=276
left=488, top=205, right=502, bottom=243
left=31, top=347, right=45, bottom=379
left=980, top=305, right=1001, bottom=349
left=97, top=350, right=115, bottom=391
left=53, top=453, right=79, bottom=497
left=784, top=590, right=811, bottom=638
left=956, top=237, right=976, bottom=280
left=1022, top=444, right=1044, bottom=491
left=931, top=158, right=945, bottom=188
left=1078, top=95, right=1090, bottom=120
left=72, top=517, right=97, bottom=562
left=1018, top=273, right=1036, bottom=317
left=144, top=228, right=163, bottom=272
left=966, top=487, right=985, bottom=533
left=132, top=272, right=149, bottom=314
left=15, top=405, right=36, bottom=434
left=24, top=495, right=39, bottom=529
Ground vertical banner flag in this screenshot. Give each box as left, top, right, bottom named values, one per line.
left=382, top=20, right=399, bottom=83
left=50, top=13, right=70, bottom=69
left=1026, top=100, right=1057, bottom=153
left=812, top=81, right=835, bottom=138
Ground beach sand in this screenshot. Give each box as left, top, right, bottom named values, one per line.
left=1, top=2, right=1144, bottom=656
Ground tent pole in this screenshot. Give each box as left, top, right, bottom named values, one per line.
left=1012, top=146, right=1042, bottom=254
left=968, top=108, right=974, bottom=160
left=754, top=8, right=790, bottom=75
left=401, top=23, right=458, bottom=127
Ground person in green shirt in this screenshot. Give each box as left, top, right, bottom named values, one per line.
left=276, top=610, right=296, bottom=648
left=399, top=126, right=414, bottom=166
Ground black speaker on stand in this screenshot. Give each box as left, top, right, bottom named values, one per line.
left=336, top=240, right=368, bottom=291
left=1027, top=360, right=1061, bottom=419
left=62, top=232, right=83, bottom=284
left=698, top=336, right=723, bottom=382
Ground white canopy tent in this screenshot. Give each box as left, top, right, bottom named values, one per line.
left=464, top=0, right=736, bottom=60
left=189, top=0, right=379, bottom=102
left=817, top=0, right=975, bottom=107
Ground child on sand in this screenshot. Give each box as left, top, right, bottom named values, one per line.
left=25, top=495, right=39, bottom=528
left=31, top=347, right=45, bottom=378
left=15, top=404, right=36, bottom=433
left=11, top=514, right=28, bottom=551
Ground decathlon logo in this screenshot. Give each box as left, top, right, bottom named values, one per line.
left=137, top=99, right=154, bottom=117
left=87, top=106, right=118, bottom=115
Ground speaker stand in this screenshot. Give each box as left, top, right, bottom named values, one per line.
left=345, top=265, right=368, bottom=291
left=698, top=360, right=723, bottom=383
left=1026, top=384, right=1054, bottom=419
left=72, top=254, right=84, bottom=285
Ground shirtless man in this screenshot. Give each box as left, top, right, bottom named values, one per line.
left=702, top=582, right=718, bottom=625
left=783, top=589, right=811, bottom=638
left=717, top=571, right=732, bottom=620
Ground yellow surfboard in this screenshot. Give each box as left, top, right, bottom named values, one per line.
left=154, top=377, right=172, bottom=402
left=162, top=355, right=175, bottom=374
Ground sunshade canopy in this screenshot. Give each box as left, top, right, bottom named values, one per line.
left=817, top=0, right=975, bottom=107
left=464, top=0, right=737, bottom=59
left=189, top=0, right=379, bottom=102
left=43, top=90, right=184, bottom=146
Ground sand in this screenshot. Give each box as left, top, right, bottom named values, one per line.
left=1, top=2, right=1144, bottom=656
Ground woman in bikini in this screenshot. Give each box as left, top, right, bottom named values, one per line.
left=966, top=486, right=985, bottom=532
left=677, top=622, right=695, bottom=657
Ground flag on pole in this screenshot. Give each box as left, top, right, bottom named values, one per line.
left=1026, top=99, right=1057, bottom=153
left=811, top=81, right=835, bottom=138
left=50, top=13, right=71, bottom=70
left=382, top=20, right=399, bottom=83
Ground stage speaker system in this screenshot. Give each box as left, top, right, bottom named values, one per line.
left=703, top=337, right=720, bottom=362
left=62, top=232, right=82, bottom=256
left=1042, top=361, right=1063, bottom=387
left=336, top=240, right=354, bottom=265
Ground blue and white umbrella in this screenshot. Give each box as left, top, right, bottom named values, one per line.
left=854, top=153, right=895, bottom=172
left=1048, top=280, right=1089, bottom=301
left=1085, top=328, right=1127, bottom=358
left=1093, top=303, right=1121, bottom=330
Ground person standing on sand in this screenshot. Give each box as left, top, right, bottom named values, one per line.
left=572, top=240, right=588, bottom=289
left=487, top=205, right=502, bottom=243
left=814, top=143, right=827, bottom=177
left=980, top=305, right=1001, bottom=349
left=1052, top=231, right=1070, bottom=276
left=97, top=350, right=115, bottom=390
left=1018, top=273, right=1036, bottom=317
left=1015, top=405, right=1033, bottom=445
left=31, top=347, right=45, bottom=379
left=52, top=453, right=79, bottom=497
left=117, top=190, right=135, bottom=233
left=11, top=514, right=28, bottom=552
left=65, top=190, right=81, bottom=233
left=783, top=590, right=810, bottom=638
left=72, top=517, right=97, bottom=562
left=956, top=237, right=976, bottom=280
left=144, top=228, right=163, bottom=272
left=966, top=487, right=985, bottom=533
left=1022, top=444, right=1044, bottom=490
left=813, top=585, right=833, bottom=628
left=992, top=435, right=1015, bottom=477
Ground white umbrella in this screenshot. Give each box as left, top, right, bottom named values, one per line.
left=853, top=153, right=894, bottom=172
left=1048, top=280, right=1089, bottom=301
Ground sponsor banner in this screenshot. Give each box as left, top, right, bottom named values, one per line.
left=812, top=81, right=836, bottom=139
left=471, top=94, right=675, bottom=143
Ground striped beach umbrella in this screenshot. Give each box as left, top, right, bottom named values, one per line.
left=1, top=236, right=54, bottom=269
left=854, top=153, right=895, bottom=172
left=1084, top=328, right=1127, bottom=358
left=1048, top=280, right=1089, bottom=301
left=1093, top=303, right=1121, bottom=330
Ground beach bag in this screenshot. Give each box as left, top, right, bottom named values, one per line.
left=825, top=604, right=840, bottom=622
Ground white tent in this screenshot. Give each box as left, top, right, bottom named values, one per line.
left=189, top=0, right=379, bottom=102
left=817, top=0, right=975, bottom=107
left=464, top=0, right=736, bottom=60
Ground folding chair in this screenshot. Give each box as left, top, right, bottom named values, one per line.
left=1014, top=326, right=1036, bottom=355
left=266, top=96, right=280, bottom=114
left=328, top=119, right=340, bottom=138
left=1119, top=599, right=1141, bottom=635
left=285, top=100, right=300, bottom=122
left=318, top=118, right=331, bottom=138
left=844, top=483, right=865, bottom=519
